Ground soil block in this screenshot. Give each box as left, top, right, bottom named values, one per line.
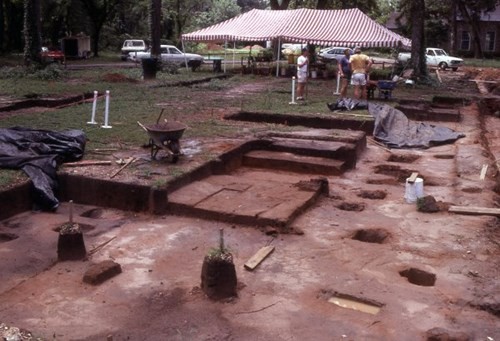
left=57, top=222, right=87, bottom=261
left=201, top=252, right=237, bottom=300
left=83, top=260, right=122, bottom=285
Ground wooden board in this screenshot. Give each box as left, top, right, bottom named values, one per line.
left=449, top=206, right=500, bottom=217
left=244, top=246, right=275, bottom=271
left=407, top=172, right=419, bottom=183
left=63, top=160, right=112, bottom=167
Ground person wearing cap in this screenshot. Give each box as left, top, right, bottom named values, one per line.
left=296, top=47, right=309, bottom=100
left=349, top=47, right=373, bottom=100
left=338, top=48, right=352, bottom=98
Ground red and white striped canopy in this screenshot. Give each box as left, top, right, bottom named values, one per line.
left=182, top=8, right=411, bottom=48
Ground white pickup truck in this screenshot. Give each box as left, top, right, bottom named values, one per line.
left=398, top=48, right=464, bottom=71
left=128, top=44, right=204, bottom=71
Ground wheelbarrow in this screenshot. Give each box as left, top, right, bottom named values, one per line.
left=377, top=80, right=397, bottom=100
left=137, top=110, right=187, bottom=163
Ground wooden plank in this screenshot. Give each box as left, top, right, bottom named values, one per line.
left=449, top=206, right=500, bottom=217
left=63, top=160, right=112, bottom=167
left=407, top=172, right=419, bottom=183
left=244, top=246, right=275, bottom=271
left=480, top=164, right=488, bottom=180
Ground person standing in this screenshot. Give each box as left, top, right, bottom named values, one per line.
left=337, top=48, right=352, bottom=98
left=296, top=47, right=309, bottom=101
left=349, top=47, right=372, bottom=100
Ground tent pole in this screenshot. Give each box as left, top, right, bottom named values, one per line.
left=276, top=38, right=281, bottom=77
left=224, top=40, right=227, bottom=73
left=181, top=40, right=188, bottom=71
left=233, top=42, right=236, bottom=71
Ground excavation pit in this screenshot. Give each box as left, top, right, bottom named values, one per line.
left=0, top=232, right=19, bottom=243
left=336, top=202, right=365, bottom=212
left=373, top=164, right=419, bottom=183
left=357, top=190, right=387, bottom=200
left=387, top=154, right=421, bottom=163
left=399, top=267, right=436, bottom=287
left=351, top=228, right=390, bottom=244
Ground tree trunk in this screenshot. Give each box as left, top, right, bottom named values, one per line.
left=150, top=0, right=161, bottom=58
left=410, top=0, right=427, bottom=80
left=270, top=0, right=291, bottom=10
left=0, top=0, right=4, bottom=51
left=449, top=0, right=457, bottom=54
left=23, top=0, right=42, bottom=66
left=316, top=0, right=328, bottom=9
left=92, top=29, right=100, bottom=57
left=457, top=0, right=483, bottom=58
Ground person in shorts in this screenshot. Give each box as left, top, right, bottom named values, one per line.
left=338, top=48, right=352, bottom=98
left=296, top=48, right=309, bottom=100
left=349, top=47, right=372, bottom=100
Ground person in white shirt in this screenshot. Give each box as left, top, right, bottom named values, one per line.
left=296, top=48, right=309, bottom=100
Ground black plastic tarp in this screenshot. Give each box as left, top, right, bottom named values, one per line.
left=0, top=127, right=86, bottom=210
left=368, top=103, right=465, bottom=149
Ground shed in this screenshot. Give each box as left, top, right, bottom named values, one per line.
left=62, top=35, right=91, bottom=58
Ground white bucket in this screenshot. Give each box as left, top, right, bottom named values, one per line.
left=281, top=67, right=287, bottom=76
left=311, top=70, right=317, bottom=79
left=404, top=177, right=424, bottom=203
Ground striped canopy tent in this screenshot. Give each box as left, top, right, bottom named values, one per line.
left=182, top=8, right=411, bottom=48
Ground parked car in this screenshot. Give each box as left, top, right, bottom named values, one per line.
left=121, top=39, right=147, bottom=61
left=128, top=45, right=204, bottom=71
left=398, top=47, right=463, bottom=71
left=40, top=47, right=65, bottom=64
left=318, top=46, right=352, bottom=63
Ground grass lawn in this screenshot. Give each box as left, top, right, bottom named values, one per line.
left=0, top=52, right=496, bottom=188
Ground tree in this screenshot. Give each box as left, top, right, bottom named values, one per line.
left=23, top=0, right=42, bottom=65
left=408, top=0, right=427, bottom=80
left=79, top=0, right=120, bottom=57
left=150, top=0, right=161, bottom=58
left=270, top=0, right=291, bottom=10
left=237, top=0, right=267, bottom=12
left=192, top=0, right=241, bottom=29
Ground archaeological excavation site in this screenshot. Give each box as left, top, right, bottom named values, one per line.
left=0, top=67, right=499, bottom=341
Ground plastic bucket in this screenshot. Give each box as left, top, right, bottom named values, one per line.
left=311, top=70, right=317, bottom=78
left=404, top=177, right=424, bottom=203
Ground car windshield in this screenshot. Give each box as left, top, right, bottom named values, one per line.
left=434, top=49, right=447, bottom=56
left=169, top=48, right=182, bottom=54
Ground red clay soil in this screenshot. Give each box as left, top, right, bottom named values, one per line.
left=0, top=68, right=499, bottom=341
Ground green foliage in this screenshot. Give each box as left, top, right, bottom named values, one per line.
left=0, top=64, right=66, bottom=80
left=188, top=0, right=241, bottom=32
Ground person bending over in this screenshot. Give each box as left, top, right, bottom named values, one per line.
left=349, top=47, right=372, bottom=100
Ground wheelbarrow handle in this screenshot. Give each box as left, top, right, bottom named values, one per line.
left=137, top=121, right=148, bottom=131
left=156, top=108, right=165, bottom=124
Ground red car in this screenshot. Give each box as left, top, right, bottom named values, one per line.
left=41, top=47, right=65, bottom=64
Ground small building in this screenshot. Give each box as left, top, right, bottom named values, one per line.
left=62, top=35, right=91, bottom=59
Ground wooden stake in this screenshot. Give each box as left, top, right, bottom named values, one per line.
left=435, top=69, right=442, bottom=83
left=480, top=164, right=488, bottom=180
left=110, top=157, right=135, bottom=179
left=219, top=228, right=224, bottom=251
left=69, top=200, right=73, bottom=224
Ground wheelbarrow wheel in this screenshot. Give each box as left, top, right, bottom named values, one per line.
left=167, top=140, right=180, bottom=163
